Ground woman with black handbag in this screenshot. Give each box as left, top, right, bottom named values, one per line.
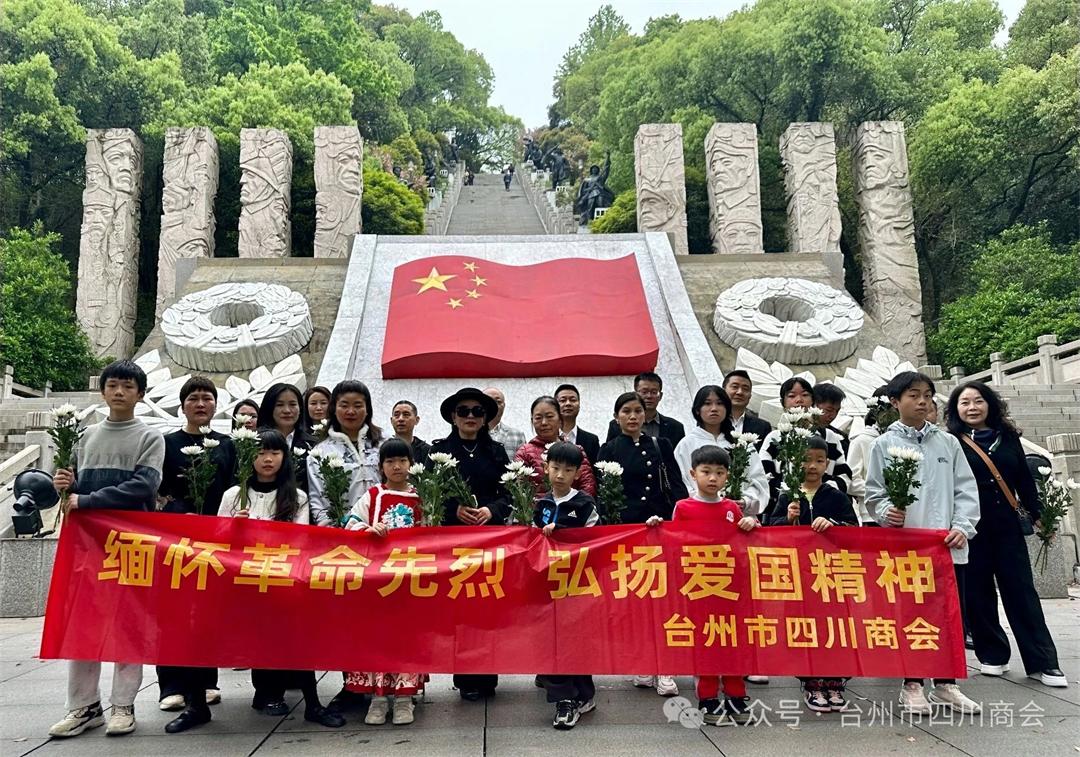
left=946, top=381, right=1066, bottom=688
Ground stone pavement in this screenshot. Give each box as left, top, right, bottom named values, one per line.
left=2, top=590, right=1078, bottom=757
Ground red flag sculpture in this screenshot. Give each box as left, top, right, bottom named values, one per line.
left=380, top=254, right=660, bottom=379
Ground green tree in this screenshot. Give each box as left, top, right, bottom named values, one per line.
left=590, top=189, right=636, bottom=233
left=361, top=168, right=425, bottom=235
left=1006, top=0, right=1078, bottom=69
left=0, top=225, right=100, bottom=391
left=927, top=224, right=1080, bottom=372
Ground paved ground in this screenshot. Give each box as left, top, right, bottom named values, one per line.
left=445, top=173, right=546, bottom=235
left=2, top=590, right=1078, bottom=756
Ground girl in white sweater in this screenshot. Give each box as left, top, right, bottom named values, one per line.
left=218, top=430, right=343, bottom=728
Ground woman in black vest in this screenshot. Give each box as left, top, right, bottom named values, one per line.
left=946, top=381, right=1066, bottom=688
left=430, top=387, right=511, bottom=701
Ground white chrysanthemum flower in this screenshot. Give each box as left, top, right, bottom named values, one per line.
left=310, top=420, right=328, bottom=434
left=202, top=438, right=220, bottom=449
left=198, top=425, right=213, bottom=435
left=428, top=452, right=457, bottom=467
left=51, top=404, right=78, bottom=419
left=806, top=407, right=824, bottom=417
left=326, top=455, right=345, bottom=469
left=794, top=427, right=813, bottom=438
left=594, top=461, right=624, bottom=476
left=887, top=446, right=923, bottom=462
left=292, top=447, right=307, bottom=457
left=1037, top=466, right=1052, bottom=476
left=737, top=432, right=760, bottom=446
left=408, top=463, right=426, bottom=476
left=506, top=460, right=528, bottom=473
left=231, top=428, right=259, bottom=441
left=180, top=445, right=205, bottom=456
left=776, top=419, right=794, bottom=433
left=1066, top=479, right=1080, bottom=490
left=499, top=471, right=518, bottom=485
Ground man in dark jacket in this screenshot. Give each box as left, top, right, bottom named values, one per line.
left=554, top=383, right=600, bottom=464
left=606, top=372, right=685, bottom=449
left=723, top=370, right=771, bottom=448
left=390, top=400, right=430, bottom=465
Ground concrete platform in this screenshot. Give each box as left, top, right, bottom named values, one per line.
left=2, top=589, right=1078, bottom=756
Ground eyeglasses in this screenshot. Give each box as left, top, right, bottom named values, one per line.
left=455, top=406, right=487, bottom=419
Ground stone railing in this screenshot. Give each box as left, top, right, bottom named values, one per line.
left=424, top=163, right=462, bottom=235
left=942, top=335, right=1080, bottom=386
left=2, top=366, right=51, bottom=400
left=518, top=165, right=576, bottom=234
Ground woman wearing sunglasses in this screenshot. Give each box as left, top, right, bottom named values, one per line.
left=429, top=387, right=512, bottom=702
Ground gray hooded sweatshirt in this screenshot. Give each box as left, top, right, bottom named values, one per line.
left=864, top=421, right=980, bottom=564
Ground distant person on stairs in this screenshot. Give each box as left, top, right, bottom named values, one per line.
left=503, top=167, right=512, bottom=191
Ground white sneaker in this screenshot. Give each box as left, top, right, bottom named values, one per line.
left=159, top=694, right=186, bottom=712
left=576, top=698, right=596, bottom=714
left=48, top=703, right=105, bottom=738
left=1028, top=670, right=1069, bottom=688
left=391, top=697, right=414, bottom=725
left=745, top=675, right=769, bottom=684
left=898, top=682, right=932, bottom=715
left=632, top=675, right=654, bottom=688
left=980, top=663, right=1009, bottom=676
left=365, top=696, right=390, bottom=725
left=929, top=683, right=981, bottom=714
left=105, top=704, right=136, bottom=735
left=656, top=676, right=679, bottom=697
left=205, top=688, right=221, bottom=705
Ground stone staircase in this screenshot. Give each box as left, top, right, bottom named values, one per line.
left=989, top=384, right=1080, bottom=447
left=0, top=393, right=99, bottom=463
left=445, top=173, right=546, bottom=235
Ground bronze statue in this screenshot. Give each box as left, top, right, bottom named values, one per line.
left=574, top=151, right=613, bottom=225
left=523, top=139, right=544, bottom=170
left=543, top=146, right=570, bottom=190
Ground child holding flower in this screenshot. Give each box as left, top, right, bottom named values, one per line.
left=343, top=439, right=425, bottom=725
left=865, top=371, right=981, bottom=715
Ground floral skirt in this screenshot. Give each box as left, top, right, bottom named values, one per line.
left=344, top=671, right=425, bottom=696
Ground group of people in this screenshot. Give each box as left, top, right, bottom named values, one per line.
left=47, top=360, right=1067, bottom=738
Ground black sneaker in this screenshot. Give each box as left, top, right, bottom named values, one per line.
left=804, top=689, right=831, bottom=713
left=164, top=706, right=211, bottom=734
left=700, top=698, right=725, bottom=726
left=576, top=698, right=596, bottom=715
left=326, top=688, right=359, bottom=715
left=724, top=696, right=751, bottom=725
left=553, top=699, right=580, bottom=730
left=305, top=705, right=346, bottom=728
left=826, top=689, right=847, bottom=711
left=261, top=701, right=289, bottom=717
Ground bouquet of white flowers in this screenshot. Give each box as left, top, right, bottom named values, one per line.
left=309, top=419, right=329, bottom=442
left=594, top=460, right=626, bottom=524
left=409, top=453, right=473, bottom=526
left=311, top=449, right=352, bottom=527
left=291, top=446, right=308, bottom=482
left=501, top=460, right=539, bottom=525
left=725, top=432, right=759, bottom=502
left=883, top=445, right=923, bottom=512
left=181, top=428, right=220, bottom=515
left=48, top=404, right=87, bottom=523
left=775, top=407, right=822, bottom=498
left=1034, top=467, right=1079, bottom=574
left=230, top=427, right=261, bottom=511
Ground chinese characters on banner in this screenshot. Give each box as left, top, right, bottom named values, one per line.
left=41, top=511, right=966, bottom=678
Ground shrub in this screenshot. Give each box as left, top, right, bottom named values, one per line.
left=0, top=225, right=100, bottom=390
left=361, top=168, right=425, bottom=235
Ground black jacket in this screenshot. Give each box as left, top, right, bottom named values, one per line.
left=957, top=431, right=1041, bottom=527
left=159, top=430, right=236, bottom=515
left=606, top=413, right=686, bottom=449
left=596, top=433, right=689, bottom=523
left=534, top=490, right=600, bottom=529
left=740, top=413, right=773, bottom=450
left=430, top=433, right=511, bottom=526
left=575, top=428, right=600, bottom=465
left=767, top=484, right=857, bottom=527
left=408, top=436, right=431, bottom=466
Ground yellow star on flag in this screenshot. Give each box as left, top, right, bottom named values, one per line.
left=448, top=298, right=463, bottom=309
left=413, top=267, right=456, bottom=294
left=466, top=289, right=481, bottom=299
left=471, top=275, right=487, bottom=287
left=463, top=261, right=478, bottom=272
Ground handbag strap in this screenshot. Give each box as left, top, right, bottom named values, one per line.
left=959, top=435, right=1020, bottom=512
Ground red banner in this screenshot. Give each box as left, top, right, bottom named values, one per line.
left=41, top=511, right=966, bottom=678
left=380, top=254, right=659, bottom=379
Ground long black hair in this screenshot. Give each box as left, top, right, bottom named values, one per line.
left=257, top=383, right=307, bottom=436
left=946, top=380, right=1022, bottom=439
left=691, top=384, right=734, bottom=443
left=330, top=380, right=383, bottom=444
left=255, top=429, right=301, bottom=522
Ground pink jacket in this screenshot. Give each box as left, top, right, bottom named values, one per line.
left=513, top=436, right=597, bottom=497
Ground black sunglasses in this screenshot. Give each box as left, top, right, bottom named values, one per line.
left=455, top=405, right=487, bottom=419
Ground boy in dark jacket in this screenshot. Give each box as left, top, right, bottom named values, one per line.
left=768, top=436, right=857, bottom=712
left=48, top=360, right=165, bottom=739
left=534, top=442, right=599, bottom=729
